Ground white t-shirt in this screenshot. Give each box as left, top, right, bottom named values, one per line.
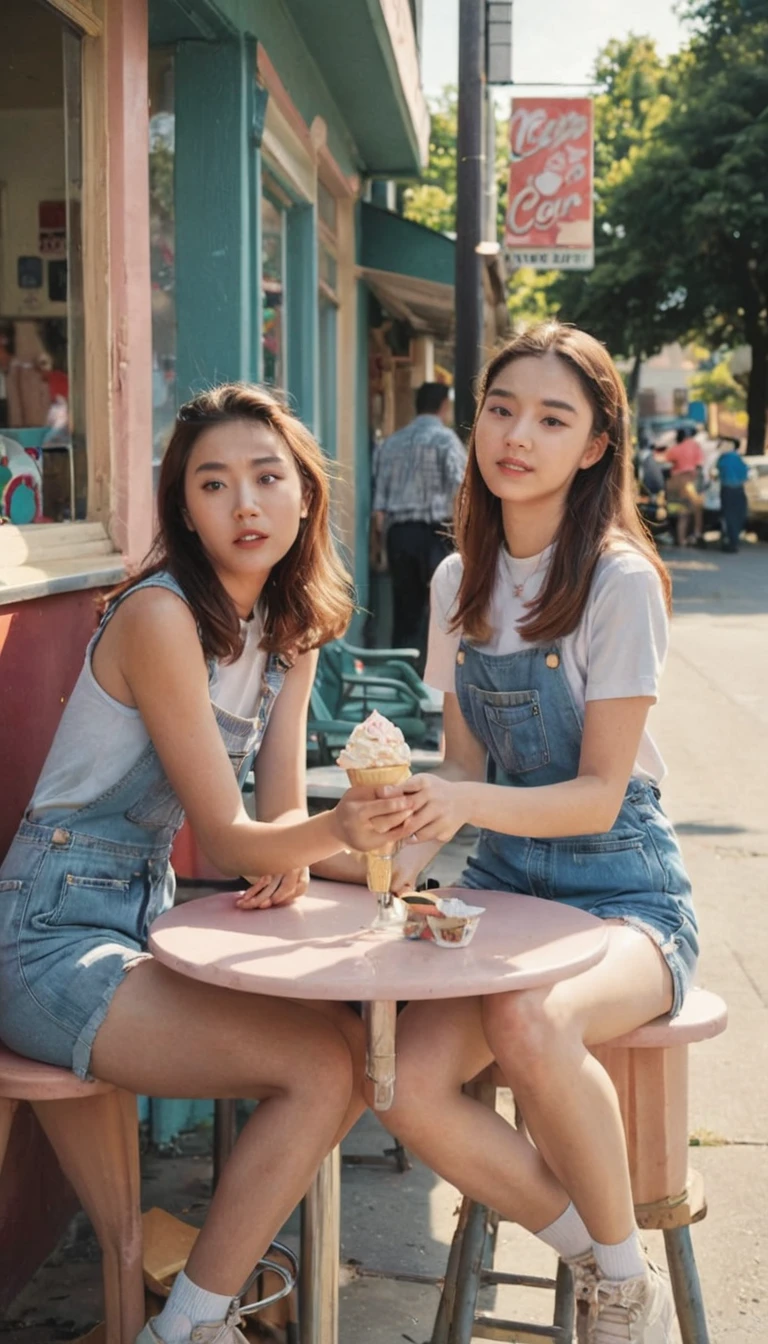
left=425, top=541, right=668, bottom=782
left=31, top=614, right=267, bottom=813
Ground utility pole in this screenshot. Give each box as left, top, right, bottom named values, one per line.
left=454, top=0, right=486, bottom=440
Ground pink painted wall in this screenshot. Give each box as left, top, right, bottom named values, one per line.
left=0, top=0, right=153, bottom=1307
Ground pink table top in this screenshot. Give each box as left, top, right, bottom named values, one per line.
left=149, top=882, right=608, bottom=1001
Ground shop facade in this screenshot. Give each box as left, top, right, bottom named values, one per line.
left=0, top=0, right=434, bottom=1303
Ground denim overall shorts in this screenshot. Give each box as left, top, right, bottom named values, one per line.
left=455, top=640, right=699, bottom=1016
left=0, top=572, right=287, bottom=1078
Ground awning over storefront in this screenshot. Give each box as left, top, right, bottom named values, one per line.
left=283, top=0, right=429, bottom=175
left=360, top=203, right=455, bottom=337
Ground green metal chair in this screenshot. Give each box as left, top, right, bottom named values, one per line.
left=315, top=645, right=431, bottom=746
left=307, top=683, right=360, bottom=767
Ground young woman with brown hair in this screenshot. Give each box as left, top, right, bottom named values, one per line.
left=379, top=324, right=699, bottom=1341
left=0, top=384, right=415, bottom=1343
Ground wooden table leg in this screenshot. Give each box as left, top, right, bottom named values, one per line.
left=363, top=1000, right=397, bottom=1111
left=300, top=1146, right=340, bottom=1344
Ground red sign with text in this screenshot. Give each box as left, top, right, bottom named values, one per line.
left=505, top=97, right=594, bottom=271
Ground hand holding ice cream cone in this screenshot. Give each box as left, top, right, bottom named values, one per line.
left=336, top=711, right=411, bottom=894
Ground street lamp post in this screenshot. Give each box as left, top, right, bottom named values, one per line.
left=454, top=0, right=486, bottom=440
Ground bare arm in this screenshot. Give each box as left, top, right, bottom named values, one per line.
left=402, top=692, right=655, bottom=845
left=114, top=590, right=414, bottom=875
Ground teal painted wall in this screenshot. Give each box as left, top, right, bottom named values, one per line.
left=352, top=204, right=371, bottom=639
left=154, top=0, right=360, bottom=178
left=285, top=205, right=319, bottom=431
left=175, top=38, right=256, bottom=398
left=361, top=203, right=456, bottom=286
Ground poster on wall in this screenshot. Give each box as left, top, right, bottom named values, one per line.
left=505, top=97, right=594, bottom=271
left=38, top=200, right=67, bottom=258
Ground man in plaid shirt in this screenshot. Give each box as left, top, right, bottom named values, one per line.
left=372, top=383, right=467, bottom=663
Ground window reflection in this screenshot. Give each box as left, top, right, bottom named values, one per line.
left=262, top=190, right=285, bottom=387
left=149, top=49, right=176, bottom=479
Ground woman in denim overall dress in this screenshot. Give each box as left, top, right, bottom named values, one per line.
left=0, top=385, right=414, bottom=1344
left=380, top=326, right=699, bottom=1342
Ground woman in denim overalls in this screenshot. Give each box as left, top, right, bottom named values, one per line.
left=378, top=326, right=698, bottom=1342
left=0, top=385, right=413, bottom=1344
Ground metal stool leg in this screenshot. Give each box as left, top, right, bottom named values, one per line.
left=213, top=1098, right=238, bottom=1190
left=431, top=1196, right=472, bottom=1344
left=447, top=1198, right=491, bottom=1344
left=300, top=1145, right=340, bottom=1344
left=664, top=1226, right=711, bottom=1344
left=553, top=1258, right=575, bottom=1342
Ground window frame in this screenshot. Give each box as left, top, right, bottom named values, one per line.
left=0, top=0, right=127, bottom=606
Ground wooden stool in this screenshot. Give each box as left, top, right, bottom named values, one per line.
left=431, top=986, right=728, bottom=1344
left=0, top=1044, right=145, bottom=1344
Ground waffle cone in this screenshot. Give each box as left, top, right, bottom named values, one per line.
left=345, top=764, right=411, bottom=788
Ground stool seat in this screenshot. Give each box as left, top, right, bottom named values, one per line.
left=605, top=987, right=727, bottom=1050
left=0, top=1043, right=114, bottom=1100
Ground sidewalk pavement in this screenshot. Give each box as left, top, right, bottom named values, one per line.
left=5, top=542, right=767, bottom=1343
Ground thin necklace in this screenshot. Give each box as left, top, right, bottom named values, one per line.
left=510, top=549, right=549, bottom=601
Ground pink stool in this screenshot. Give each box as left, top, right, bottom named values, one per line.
left=433, top=986, right=728, bottom=1344
left=0, top=1045, right=144, bottom=1344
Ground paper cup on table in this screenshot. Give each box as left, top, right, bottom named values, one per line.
left=426, top=897, right=486, bottom=949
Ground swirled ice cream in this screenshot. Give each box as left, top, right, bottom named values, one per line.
left=336, top=710, right=411, bottom=778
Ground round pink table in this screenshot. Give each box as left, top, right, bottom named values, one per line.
left=149, top=880, right=607, bottom=1344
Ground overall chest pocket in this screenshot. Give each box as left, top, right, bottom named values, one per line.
left=468, top=686, right=550, bottom=776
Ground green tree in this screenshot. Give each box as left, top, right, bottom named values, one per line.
left=402, top=88, right=458, bottom=235
left=556, top=9, right=768, bottom=450
left=549, top=36, right=685, bottom=393
left=403, top=87, right=509, bottom=238
left=690, top=358, right=746, bottom=412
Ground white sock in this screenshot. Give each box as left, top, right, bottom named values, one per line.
left=535, top=1202, right=592, bottom=1261
left=592, top=1229, right=646, bottom=1282
left=153, top=1270, right=235, bottom=1343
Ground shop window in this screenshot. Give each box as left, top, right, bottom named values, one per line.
left=0, top=0, right=85, bottom=524
left=261, top=183, right=286, bottom=387
left=149, top=48, right=176, bottom=483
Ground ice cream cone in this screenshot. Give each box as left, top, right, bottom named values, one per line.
left=345, top=764, right=411, bottom=788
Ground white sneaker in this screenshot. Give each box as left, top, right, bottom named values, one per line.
left=135, top=1305, right=249, bottom=1344
left=591, top=1261, right=675, bottom=1342
left=565, top=1250, right=599, bottom=1344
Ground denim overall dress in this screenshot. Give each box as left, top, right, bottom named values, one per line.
left=455, top=640, right=699, bottom=1016
left=0, top=572, right=287, bottom=1078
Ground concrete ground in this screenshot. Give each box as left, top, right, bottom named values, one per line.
left=3, top=540, right=766, bottom=1342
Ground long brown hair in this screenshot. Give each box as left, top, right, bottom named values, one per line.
left=451, top=323, right=671, bottom=644
left=107, top=383, right=354, bottom=662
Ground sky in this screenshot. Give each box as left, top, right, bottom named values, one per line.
left=421, top=0, right=689, bottom=98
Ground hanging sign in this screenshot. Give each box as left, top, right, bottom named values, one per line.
left=505, top=97, right=594, bottom=271
left=39, top=201, right=67, bottom=258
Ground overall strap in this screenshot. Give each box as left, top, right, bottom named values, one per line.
left=92, top=572, right=215, bottom=678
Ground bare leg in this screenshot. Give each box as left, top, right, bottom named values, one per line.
left=481, top=924, right=673, bottom=1244
left=372, top=996, right=568, bottom=1232
left=90, top=959, right=354, bottom=1295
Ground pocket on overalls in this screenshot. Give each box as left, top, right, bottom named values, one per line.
left=30, top=870, right=144, bottom=942
left=560, top=831, right=658, bottom=900
left=468, top=686, right=550, bottom=775
left=625, top=789, right=691, bottom=900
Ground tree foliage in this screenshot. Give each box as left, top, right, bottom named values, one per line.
left=402, top=87, right=509, bottom=238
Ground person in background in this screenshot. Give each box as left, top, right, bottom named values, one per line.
left=664, top=427, right=705, bottom=547
left=371, top=382, right=466, bottom=667
left=715, top=438, right=749, bottom=552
